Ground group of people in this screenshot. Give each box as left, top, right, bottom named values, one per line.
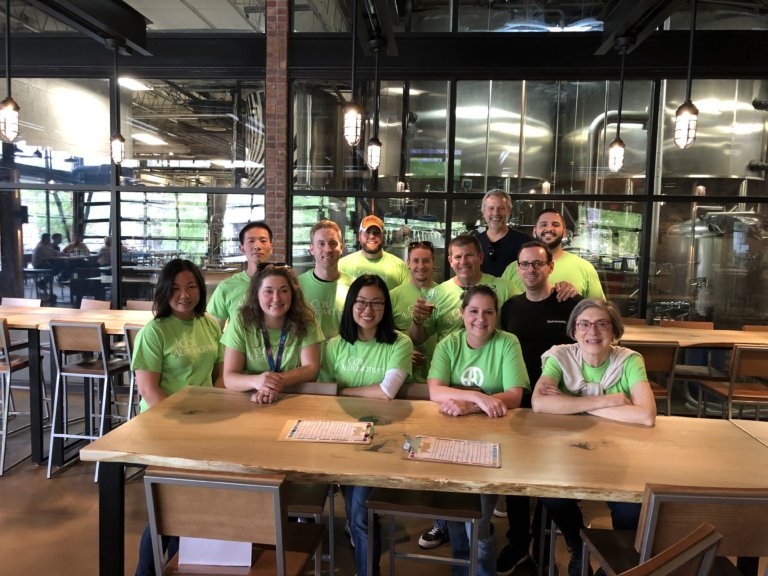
left=130, top=193, right=656, bottom=576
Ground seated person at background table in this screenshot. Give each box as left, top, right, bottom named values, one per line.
left=322, top=274, right=412, bottom=576
left=31, top=232, right=64, bottom=298
left=390, top=239, right=439, bottom=381
left=503, top=208, right=605, bottom=299
left=338, top=214, right=409, bottom=290
left=476, top=189, right=531, bottom=277
left=96, top=235, right=128, bottom=266
left=208, top=220, right=274, bottom=328
left=497, top=240, right=584, bottom=576
left=427, top=284, right=529, bottom=576
left=51, top=232, right=63, bottom=252
left=532, top=298, right=656, bottom=537
left=221, top=264, right=322, bottom=404
left=62, top=233, right=89, bottom=255
left=132, top=258, right=224, bottom=576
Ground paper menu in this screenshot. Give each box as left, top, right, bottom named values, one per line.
left=403, top=435, right=500, bottom=468
left=280, top=419, right=373, bottom=444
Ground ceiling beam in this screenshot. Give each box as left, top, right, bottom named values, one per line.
left=596, top=0, right=684, bottom=55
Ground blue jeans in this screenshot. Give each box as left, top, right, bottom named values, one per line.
left=446, top=493, right=497, bottom=576
left=134, top=524, right=179, bottom=576
left=342, top=485, right=381, bottom=576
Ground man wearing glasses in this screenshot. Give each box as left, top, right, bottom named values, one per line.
left=496, top=240, right=584, bottom=576
left=338, top=214, right=409, bottom=290
left=503, top=208, right=604, bottom=299
left=208, top=221, right=275, bottom=327
left=390, top=240, right=439, bottom=381
left=476, top=189, right=531, bottom=277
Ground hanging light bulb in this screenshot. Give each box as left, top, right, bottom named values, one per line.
left=110, top=133, right=125, bottom=165
left=366, top=137, right=382, bottom=171
left=0, top=0, right=20, bottom=143
left=608, top=39, right=629, bottom=172
left=674, top=0, right=698, bottom=150
left=343, top=102, right=362, bottom=147
left=608, top=137, right=625, bottom=173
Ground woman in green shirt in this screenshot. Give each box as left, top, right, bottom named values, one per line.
left=221, top=264, right=322, bottom=403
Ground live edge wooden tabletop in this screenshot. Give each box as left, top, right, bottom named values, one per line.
left=80, top=386, right=768, bottom=503
left=622, top=325, right=768, bottom=348
left=731, top=419, right=768, bottom=448
left=0, top=305, right=152, bottom=333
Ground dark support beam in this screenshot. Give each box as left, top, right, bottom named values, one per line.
left=597, top=0, right=685, bottom=55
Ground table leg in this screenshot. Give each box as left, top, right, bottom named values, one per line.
left=28, top=328, right=44, bottom=464
left=99, top=462, right=125, bottom=576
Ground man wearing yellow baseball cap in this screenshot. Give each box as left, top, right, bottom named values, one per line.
left=338, top=214, right=409, bottom=290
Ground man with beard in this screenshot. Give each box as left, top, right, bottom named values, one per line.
left=338, top=214, right=409, bottom=290
left=503, top=208, right=604, bottom=299
left=476, top=189, right=531, bottom=277
left=208, top=221, right=275, bottom=327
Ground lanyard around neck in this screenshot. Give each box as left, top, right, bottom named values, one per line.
left=262, top=327, right=288, bottom=373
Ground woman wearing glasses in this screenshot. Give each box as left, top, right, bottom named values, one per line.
left=531, top=298, right=656, bottom=427
left=323, top=274, right=413, bottom=576
left=221, top=265, right=323, bottom=404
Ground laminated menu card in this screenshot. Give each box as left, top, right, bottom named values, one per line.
left=279, top=419, right=374, bottom=444
left=402, top=435, right=500, bottom=468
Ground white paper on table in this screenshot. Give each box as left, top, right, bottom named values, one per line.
left=178, top=536, right=251, bottom=567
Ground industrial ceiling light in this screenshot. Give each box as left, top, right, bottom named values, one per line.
left=366, top=38, right=383, bottom=171
left=343, top=0, right=362, bottom=147
left=674, top=0, right=699, bottom=150
left=108, top=40, right=125, bottom=165
left=608, top=38, right=630, bottom=173
left=0, top=0, right=19, bottom=143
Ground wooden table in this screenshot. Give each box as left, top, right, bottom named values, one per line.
left=622, top=325, right=768, bottom=348
left=81, top=386, right=768, bottom=576
left=0, top=305, right=152, bottom=464
left=731, top=419, right=768, bottom=447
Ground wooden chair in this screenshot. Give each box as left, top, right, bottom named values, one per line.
left=620, top=340, right=679, bottom=416
left=79, top=298, right=111, bottom=310
left=580, top=484, right=768, bottom=576
left=125, top=299, right=153, bottom=311
left=366, top=488, right=483, bottom=576
left=122, top=323, right=143, bottom=420
left=46, top=321, right=131, bottom=480
left=143, top=467, right=324, bottom=576
left=594, top=523, right=721, bottom=576
left=742, top=325, right=768, bottom=332
left=696, top=345, right=768, bottom=420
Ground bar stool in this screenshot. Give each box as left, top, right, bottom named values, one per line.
left=366, top=488, right=483, bottom=576
left=46, top=320, right=130, bottom=481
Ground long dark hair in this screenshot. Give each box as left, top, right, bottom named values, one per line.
left=153, top=259, right=207, bottom=319
left=241, top=265, right=314, bottom=338
left=339, top=274, right=397, bottom=344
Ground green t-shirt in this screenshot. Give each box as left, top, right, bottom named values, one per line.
left=390, top=281, right=438, bottom=382
left=422, top=273, right=520, bottom=341
left=338, top=250, right=409, bottom=290
left=541, top=351, right=647, bottom=397
left=428, top=329, right=530, bottom=394
left=503, top=251, right=605, bottom=299
left=323, top=331, right=413, bottom=389
left=221, top=314, right=324, bottom=375
left=297, top=269, right=353, bottom=341
left=207, top=271, right=251, bottom=324
left=132, top=314, right=224, bottom=412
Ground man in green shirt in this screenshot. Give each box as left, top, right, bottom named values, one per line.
left=503, top=208, right=605, bottom=299
left=208, top=221, right=274, bottom=327
left=390, top=240, right=439, bottom=381
left=338, top=214, right=409, bottom=290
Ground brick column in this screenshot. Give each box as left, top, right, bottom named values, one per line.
left=265, top=0, right=289, bottom=261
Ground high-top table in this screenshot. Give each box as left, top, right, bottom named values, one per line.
left=622, top=325, right=768, bottom=348
left=0, top=304, right=152, bottom=464
left=80, top=386, right=768, bottom=576
left=731, top=419, right=768, bottom=447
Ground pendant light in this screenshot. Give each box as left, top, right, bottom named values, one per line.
left=674, top=0, right=699, bottom=150
left=0, top=0, right=20, bottom=143
left=608, top=39, right=629, bottom=173
left=108, top=40, right=125, bottom=165
left=366, top=38, right=382, bottom=171
left=343, top=0, right=362, bottom=147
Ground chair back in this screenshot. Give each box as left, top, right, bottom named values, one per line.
left=125, top=299, right=153, bottom=311
left=635, top=484, right=768, bottom=561
left=742, top=324, right=768, bottom=332
left=0, top=318, right=10, bottom=360
left=621, top=341, right=678, bottom=374
left=80, top=298, right=111, bottom=310
left=49, top=321, right=109, bottom=358
left=620, top=523, right=721, bottom=576
left=1, top=297, right=42, bottom=307
left=731, top=345, right=768, bottom=379
left=123, top=324, right=143, bottom=362
left=659, top=320, right=714, bottom=330
left=144, top=467, right=290, bottom=574
left=396, top=382, right=431, bottom=400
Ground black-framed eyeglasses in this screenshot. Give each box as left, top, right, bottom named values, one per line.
left=575, top=319, right=612, bottom=332
left=353, top=299, right=385, bottom=311
left=257, top=261, right=289, bottom=272
left=517, top=260, right=549, bottom=271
